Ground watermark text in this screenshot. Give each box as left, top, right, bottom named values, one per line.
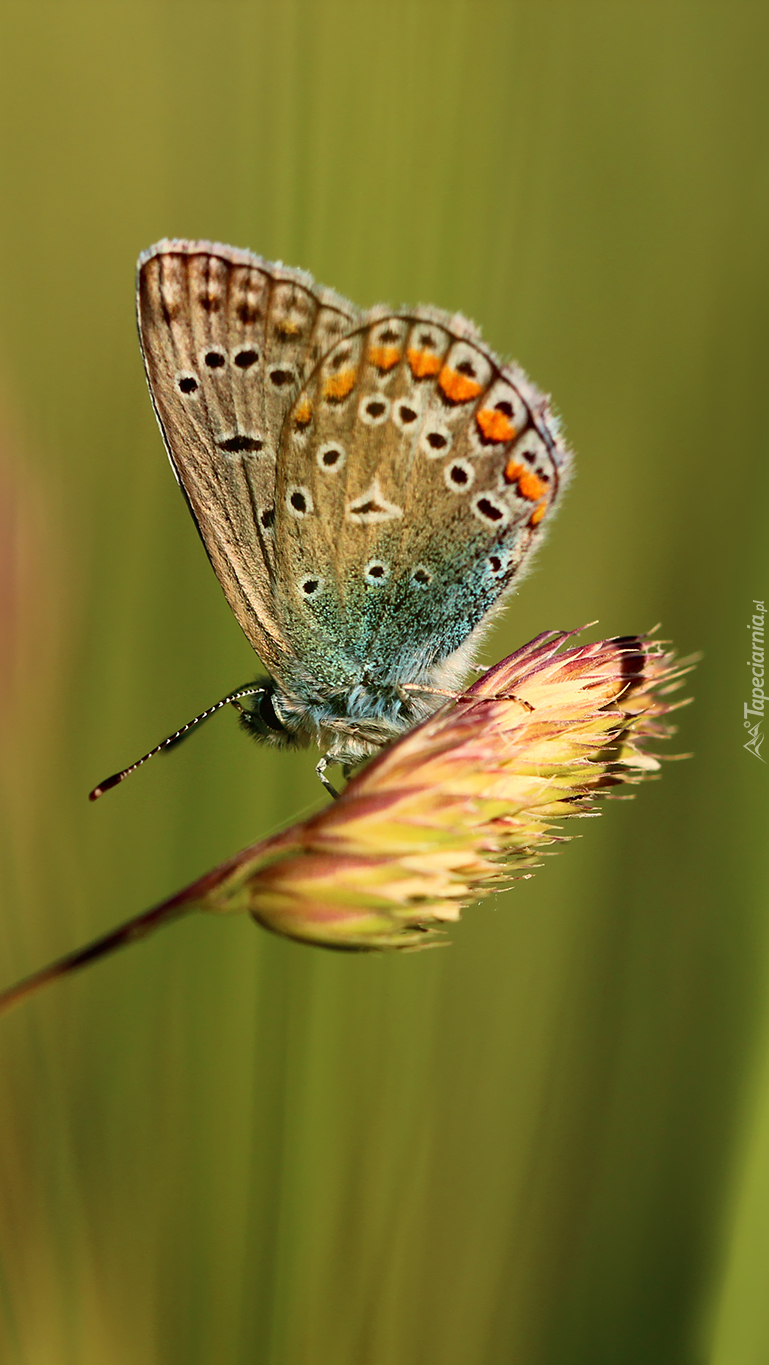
left=744, top=599, right=766, bottom=761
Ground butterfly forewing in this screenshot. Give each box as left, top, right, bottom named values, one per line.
left=272, top=306, right=570, bottom=688
left=136, top=240, right=362, bottom=676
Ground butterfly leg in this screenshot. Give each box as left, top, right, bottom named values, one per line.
left=398, top=683, right=460, bottom=703
left=400, top=681, right=534, bottom=711
left=316, top=754, right=341, bottom=800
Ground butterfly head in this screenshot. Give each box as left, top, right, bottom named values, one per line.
left=237, top=678, right=308, bottom=749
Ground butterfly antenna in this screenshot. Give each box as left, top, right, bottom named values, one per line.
left=88, top=685, right=265, bottom=801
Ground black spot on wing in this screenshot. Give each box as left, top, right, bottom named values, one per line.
left=217, top=435, right=263, bottom=453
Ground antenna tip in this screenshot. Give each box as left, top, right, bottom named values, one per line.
left=88, top=773, right=122, bottom=801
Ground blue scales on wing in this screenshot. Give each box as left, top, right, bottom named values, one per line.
left=271, top=309, right=571, bottom=697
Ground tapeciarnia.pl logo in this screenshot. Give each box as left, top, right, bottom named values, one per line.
left=744, top=599, right=766, bottom=762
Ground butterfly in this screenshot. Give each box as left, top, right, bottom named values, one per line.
left=130, top=239, right=570, bottom=796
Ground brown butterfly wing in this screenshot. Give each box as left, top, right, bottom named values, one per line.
left=271, top=308, right=570, bottom=689
left=136, top=239, right=362, bottom=676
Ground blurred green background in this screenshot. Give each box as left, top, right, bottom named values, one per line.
left=0, top=2, right=767, bottom=1362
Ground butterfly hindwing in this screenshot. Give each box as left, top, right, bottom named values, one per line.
left=272, top=307, right=570, bottom=689
left=136, top=240, right=362, bottom=677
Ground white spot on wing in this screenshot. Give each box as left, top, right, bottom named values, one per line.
left=392, top=397, right=422, bottom=431
left=410, top=565, right=433, bottom=586
left=286, top=485, right=313, bottom=517
left=444, top=458, right=475, bottom=493
left=471, top=490, right=510, bottom=528
left=317, top=442, right=346, bottom=472
left=297, top=574, right=324, bottom=598
left=364, top=558, right=390, bottom=585
left=359, top=394, right=390, bottom=426
left=346, top=479, right=403, bottom=525
left=443, top=340, right=492, bottom=389
left=419, top=423, right=452, bottom=458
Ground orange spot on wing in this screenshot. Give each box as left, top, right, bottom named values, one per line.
left=529, top=500, right=547, bottom=526
left=503, top=459, right=526, bottom=485
left=438, top=367, right=483, bottom=403
left=517, top=470, right=548, bottom=502
left=504, top=459, right=549, bottom=503
left=276, top=318, right=301, bottom=337
left=322, top=368, right=357, bottom=401
left=476, top=407, right=516, bottom=443
left=407, top=348, right=442, bottom=379
left=294, top=397, right=312, bottom=427
left=369, top=344, right=401, bottom=373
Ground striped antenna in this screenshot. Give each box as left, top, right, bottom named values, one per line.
left=89, top=684, right=265, bottom=800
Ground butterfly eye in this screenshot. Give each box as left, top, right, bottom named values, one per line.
left=444, top=460, right=475, bottom=493
left=364, top=559, right=390, bottom=585
left=176, top=372, right=199, bottom=395
left=286, top=486, right=313, bottom=517
left=317, top=443, right=346, bottom=472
